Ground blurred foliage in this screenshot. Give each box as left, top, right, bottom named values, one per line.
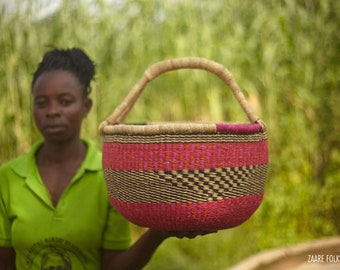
left=0, top=0, right=339, bottom=269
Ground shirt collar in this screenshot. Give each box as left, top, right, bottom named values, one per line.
left=10, top=139, right=102, bottom=178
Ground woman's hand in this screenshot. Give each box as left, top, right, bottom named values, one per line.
left=169, top=230, right=218, bottom=239
left=150, top=229, right=218, bottom=240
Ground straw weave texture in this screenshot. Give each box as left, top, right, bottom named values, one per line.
left=100, top=57, right=269, bottom=230
left=105, top=164, right=267, bottom=203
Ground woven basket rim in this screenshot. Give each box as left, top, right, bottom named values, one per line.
left=102, top=121, right=266, bottom=135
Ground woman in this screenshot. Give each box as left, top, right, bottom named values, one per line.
left=0, top=48, right=213, bottom=270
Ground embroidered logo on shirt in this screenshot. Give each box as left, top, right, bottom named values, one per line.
left=25, top=237, right=85, bottom=269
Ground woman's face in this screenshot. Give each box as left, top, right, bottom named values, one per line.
left=32, top=70, right=92, bottom=144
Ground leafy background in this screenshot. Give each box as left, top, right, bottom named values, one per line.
left=1, top=0, right=339, bottom=269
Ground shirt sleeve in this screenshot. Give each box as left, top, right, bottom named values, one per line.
left=0, top=171, right=12, bottom=247
left=101, top=202, right=131, bottom=250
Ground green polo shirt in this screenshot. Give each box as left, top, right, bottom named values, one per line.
left=0, top=139, right=131, bottom=269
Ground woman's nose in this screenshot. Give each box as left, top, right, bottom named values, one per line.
left=46, top=102, right=60, bottom=117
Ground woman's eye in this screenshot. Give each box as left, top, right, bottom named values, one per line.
left=35, top=100, right=47, bottom=108
left=60, top=99, right=72, bottom=106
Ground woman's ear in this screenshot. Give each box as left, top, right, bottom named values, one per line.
left=83, top=98, right=93, bottom=117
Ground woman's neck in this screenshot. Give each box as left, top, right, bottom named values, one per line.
left=36, top=138, right=87, bottom=165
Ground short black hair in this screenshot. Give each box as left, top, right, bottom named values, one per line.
left=32, top=47, right=96, bottom=96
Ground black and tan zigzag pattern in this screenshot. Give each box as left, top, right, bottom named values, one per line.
left=104, top=165, right=267, bottom=203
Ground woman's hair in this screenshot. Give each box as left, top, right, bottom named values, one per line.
left=32, top=47, right=96, bottom=96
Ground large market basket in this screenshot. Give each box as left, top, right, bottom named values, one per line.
left=99, top=57, right=268, bottom=231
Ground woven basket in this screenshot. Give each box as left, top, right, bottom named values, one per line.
left=99, top=57, right=268, bottom=231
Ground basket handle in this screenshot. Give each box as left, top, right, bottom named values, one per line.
left=99, top=57, right=263, bottom=134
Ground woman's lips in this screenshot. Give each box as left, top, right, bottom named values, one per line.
left=44, top=125, right=66, bottom=133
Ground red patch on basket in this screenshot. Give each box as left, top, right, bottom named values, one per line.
left=103, top=140, right=268, bottom=171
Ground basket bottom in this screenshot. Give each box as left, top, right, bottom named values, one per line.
left=110, top=193, right=263, bottom=231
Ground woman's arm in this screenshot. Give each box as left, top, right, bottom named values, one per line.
left=101, top=229, right=216, bottom=270
left=101, top=229, right=167, bottom=270
left=0, top=247, right=15, bottom=270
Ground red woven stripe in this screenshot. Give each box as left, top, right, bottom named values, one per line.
left=110, top=193, right=263, bottom=231
left=103, top=140, right=268, bottom=170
